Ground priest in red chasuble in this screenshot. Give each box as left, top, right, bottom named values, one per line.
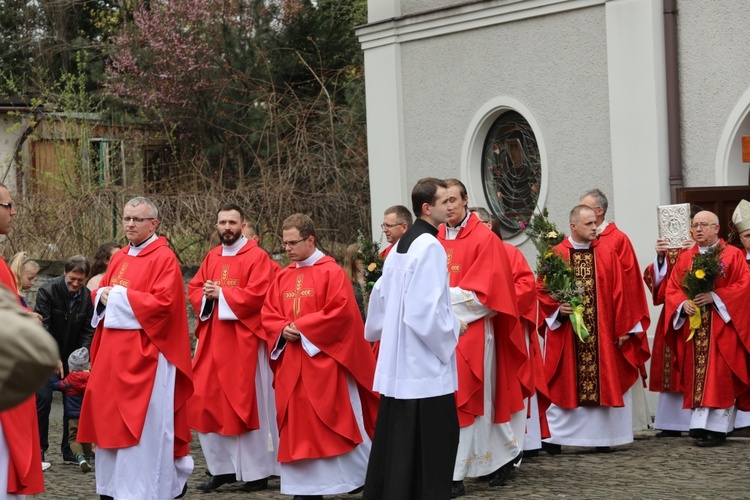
left=470, top=206, right=550, bottom=458
left=665, top=210, right=750, bottom=447
left=261, top=213, right=379, bottom=498
left=439, top=181, right=527, bottom=496
left=79, top=197, right=194, bottom=499
left=539, top=205, right=647, bottom=452
left=0, top=182, right=45, bottom=497
left=187, top=204, right=279, bottom=493
left=643, top=237, right=693, bottom=436
left=580, top=189, right=651, bottom=426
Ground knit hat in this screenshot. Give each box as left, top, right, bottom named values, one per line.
left=68, top=347, right=90, bottom=371
left=732, top=199, right=750, bottom=234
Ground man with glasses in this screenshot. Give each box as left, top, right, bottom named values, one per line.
left=262, top=213, right=379, bottom=500
left=187, top=203, right=279, bottom=493
left=665, top=210, right=750, bottom=447
left=380, top=205, right=412, bottom=258
left=0, top=182, right=45, bottom=497
left=79, top=196, right=194, bottom=498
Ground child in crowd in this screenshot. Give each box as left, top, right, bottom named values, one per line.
left=9, top=252, right=40, bottom=307
left=52, top=347, right=93, bottom=473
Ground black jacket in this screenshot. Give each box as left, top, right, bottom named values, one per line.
left=34, top=275, right=94, bottom=372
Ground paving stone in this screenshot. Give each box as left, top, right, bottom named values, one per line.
left=38, top=394, right=750, bottom=499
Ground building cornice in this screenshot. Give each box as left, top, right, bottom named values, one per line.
left=357, top=0, right=608, bottom=49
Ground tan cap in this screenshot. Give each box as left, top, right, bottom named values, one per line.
left=732, top=199, right=750, bottom=234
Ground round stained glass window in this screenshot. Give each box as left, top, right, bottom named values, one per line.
left=481, top=111, right=542, bottom=239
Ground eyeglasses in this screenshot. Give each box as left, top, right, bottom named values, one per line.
left=282, top=237, right=308, bottom=248
left=381, top=222, right=404, bottom=229
left=122, top=217, right=155, bottom=224
left=0, top=202, right=13, bottom=210
left=690, top=222, right=717, bottom=229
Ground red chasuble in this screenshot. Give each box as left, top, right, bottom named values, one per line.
left=261, top=256, right=379, bottom=463
left=665, top=242, right=750, bottom=409
left=538, top=239, right=644, bottom=409
left=643, top=249, right=685, bottom=393
left=0, top=262, right=44, bottom=495
left=78, top=237, right=194, bottom=457
left=504, top=242, right=550, bottom=435
left=438, top=215, right=527, bottom=427
left=597, top=223, right=651, bottom=372
left=187, top=241, right=276, bottom=435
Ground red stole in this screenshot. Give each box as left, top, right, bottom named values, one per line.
left=187, top=241, right=276, bottom=434
left=643, top=248, right=684, bottom=392
left=665, top=242, right=750, bottom=409
left=261, top=256, right=378, bottom=462
left=538, top=239, right=641, bottom=408
left=0, top=262, right=44, bottom=494
left=438, top=214, right=526, bottom=426
left=78, top=237, right=193, bottom=457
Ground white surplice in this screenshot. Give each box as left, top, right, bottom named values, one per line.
left=450, top=288, right=525, bottom=480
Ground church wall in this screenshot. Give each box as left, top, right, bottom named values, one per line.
left=677, top=0, right=750, bottom=187
left=398, top=5, right=613, bottom=246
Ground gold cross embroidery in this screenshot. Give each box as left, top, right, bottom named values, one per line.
left=446, top=248, right=462, bottom=278
left=212, top=264, right=239, bottom=287
left=282, top=273, right=314, bottom=319
left=110, top=262, right=130, bottom=287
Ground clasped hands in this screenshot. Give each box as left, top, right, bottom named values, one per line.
left=202, top=280, right=221, bottom=300
left=683, top=293, right=714, bottom=316
left=283, top=322, right=301, bottom=342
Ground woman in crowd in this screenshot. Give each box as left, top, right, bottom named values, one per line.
left=86, top=241, right=119, bottom=291
left=343, top=243, right=366, bottom=321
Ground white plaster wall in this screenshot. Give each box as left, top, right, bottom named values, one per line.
left=398, top=5, right=612, bottom=258
left=678, top=0, right=750, bottom=187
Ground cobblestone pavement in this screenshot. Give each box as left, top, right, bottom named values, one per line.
left=40, top=394, right=750, bottom=499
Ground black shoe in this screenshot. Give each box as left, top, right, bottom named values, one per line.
left=348, top=485, right=364, bottom=494
left=239, top=477, right=268, bottom=492
left=450, top=480, right=465, bottom=498
left=488, top=451, right=522, bottom=487
left=689, top=428, right=708, bottom=439
left=524, top=449, right=540, bottom=458
left=542, top=442, right=562, bottom=455
left=696, top=432, right=726, bottom=447
left=655, top=430, right=682, bottom=438
left=196, top=473, right=237, bottom=492
left=100, top=496, right=114, bottom=500
left=174, top=483, right=187, bottom=499
left=292, top=496, right=323, bottom=500
left=595, top=446, right=612, bottom=453
left=63, top=453, right=77, bottom=463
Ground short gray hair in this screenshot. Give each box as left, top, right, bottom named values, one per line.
left=580, top=188, right=608, bottom=215
left=125, top=197, right=159, bottom=219
left=469, top=206, right=492, bottom=223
